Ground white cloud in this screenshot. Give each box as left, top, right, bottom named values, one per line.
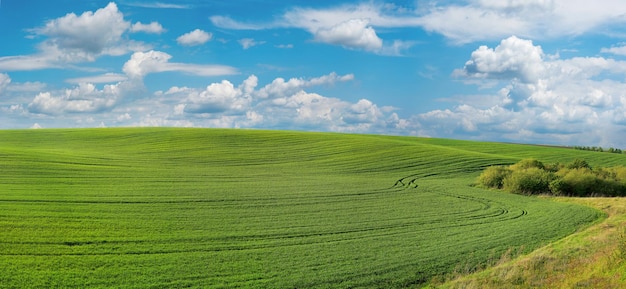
left=601, top=44, right=626, bottom=56
left=122, top=50, right=237, bottom=79
left=256, top=72, right=354, bottom=99
left=417, top=6, right=532, bottom=44
left=455, top=36, right=545, bottom=83
left=184, top=80, right=250, bottom=114
left=168, top=72, right=409, bottom=134
left=241, top=74, right=258, bottom=96
left=0, top=73, right=11, bottom=94
left=177, top=29, right=212, bottom=46
left=0, top=54, right=63, bottom=71
left=281, top=3, right=420, bottom=31
left=263, top=90, right=405, bottom=133
left=131, top=21, right=165, bottom=34
left=117, top=113, right=132, bottom=122
left=0, top=2, right=145, bottom=71
left=315, top=19, right=383, bottom=52
left=209, top=15, right=268, bottom=30
left=66, top=73, right=128, bottom=84
left=124, top=2, right=191, bottom=9
left=33, top=2, right=129, bottom=55
left=212, top=3, right=416, bottom=54
left=342, top=99, right=383, bottom=124
left=419, top=36, right=626, bottom=147
left=418, top=0, right=626, bottom=44
left=238, top=38, right=265, bottom=49
left=131, top=115, right=195, bottom=127
left=28, top=82, right=121, bottom=115
left=4, top=69, right=411, bottom=136
left=212, top=1, right=626, bottom=47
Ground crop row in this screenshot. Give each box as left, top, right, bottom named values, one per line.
left=0, top=128, right=613, bottom=288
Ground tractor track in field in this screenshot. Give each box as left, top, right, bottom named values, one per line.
left=0, top=174, right=528, bottom=258
left=393, top=172, right=530, bottom=222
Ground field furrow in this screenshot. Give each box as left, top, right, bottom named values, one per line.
left=0, top=128, right=618, bottom=288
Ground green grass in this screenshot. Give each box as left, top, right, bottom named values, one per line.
left=433, top=197, right=626, bottom=288
left=0, top=128, right=622, bottom=288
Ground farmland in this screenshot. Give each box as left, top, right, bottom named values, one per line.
left=0, top=128, right=623, bottom=288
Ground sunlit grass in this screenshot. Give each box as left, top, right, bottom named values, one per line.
left=0, top=128, right=622, bottom=288
left=427, top=198, right=626, bottom=289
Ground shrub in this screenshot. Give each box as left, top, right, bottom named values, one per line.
left=479, top=159, right=626, bottom=197
left=503, top=168, right=554, bottom=195
left=544, top=162, right=563, bottom=173
left=548, top=178, right=569, bottom=196
left=477, top=166, right=511, bottom=189
left=561, top=168, right=598, bottom=197
left=510, top=159, right=545, bottom=170
left=610, top=166, right=626, bottom=183
left=567, top=159, right=591, bottom=170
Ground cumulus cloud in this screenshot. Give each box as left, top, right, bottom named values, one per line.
left=28, top=83, right=121, bottom=115
left=184, top=79, right=252, bottom=114
left=0, top=2, right=148, bottom=71
left=131, top=21, right=165, bottom=34
left=455, top=36, right=545, bottom=83
left=4, top=68, right=410, bottom=136
left=176, top=29, right=212, bottom=46
left=419, top=36, right=626, bottom=147
left=122, top=50, right=237, bottom=79
left=339, top=99, right=384, bottom=125
left=212, top=3, right=415, bottom=54
left=33, top=2, right=129, bottom=56
left=157, top=72, right=408, bottom=133
left=0, top=73, right=11, bottom=94
left=256, top=72, right=354, bottom=99
left=263, top=90, right=404, bottom=133
left=315, top=19, right=382, bottom=52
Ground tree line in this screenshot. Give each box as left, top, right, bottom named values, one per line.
left=477, top=159, right=626, bottom=197
left=573, top=146, right=623, bottom=154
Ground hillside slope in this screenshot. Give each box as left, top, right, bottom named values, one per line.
left=0, top=128, right=621, bottom=288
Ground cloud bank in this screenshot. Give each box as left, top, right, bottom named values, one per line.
left=420, top=36, right=626, bottom=147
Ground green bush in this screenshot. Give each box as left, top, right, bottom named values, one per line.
left=561, top=168, right=597, bottom=196
left=511, top=159, right=545, bottom=170
left=567, top=159, right=591, bottom=170
left=610, top=166, right=626, bottom=183
left=548, top=178, right=569, bottom=196
left=479, top=159, right=626, bottom=197
left=544, top=162, right=564, bottom=173
left=503, top=168, right=554, bottom=195
left=477, top=166, right=511, bottom=189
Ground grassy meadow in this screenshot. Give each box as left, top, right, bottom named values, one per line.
left=0, top=128, right=624, bottom=288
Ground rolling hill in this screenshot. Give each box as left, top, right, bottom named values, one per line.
left=0, top=128, right=623, bottom=288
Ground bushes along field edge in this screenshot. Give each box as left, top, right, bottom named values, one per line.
left=477, top=158, right=626, bottom=197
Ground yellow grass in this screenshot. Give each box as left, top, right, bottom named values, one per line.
left=429, top=197, right=626, bottom=289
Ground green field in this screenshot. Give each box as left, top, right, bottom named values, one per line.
left=0, top=128, right=623, bottom=288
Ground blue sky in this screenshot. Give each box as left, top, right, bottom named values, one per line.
left=2, top=1, right=626, bottom=147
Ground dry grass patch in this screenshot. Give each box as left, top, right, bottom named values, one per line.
left=430, top=197, right=626, bottom=289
